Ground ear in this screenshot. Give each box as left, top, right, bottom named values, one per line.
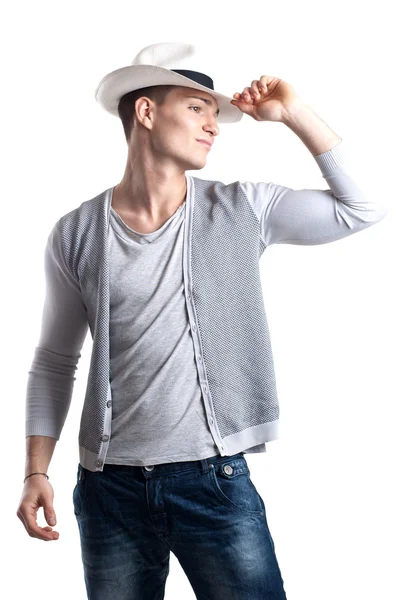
left=135, top=97, right=155, bottom=129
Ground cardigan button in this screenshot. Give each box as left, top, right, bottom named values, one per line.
left=101, top=435, right=109, bottom=442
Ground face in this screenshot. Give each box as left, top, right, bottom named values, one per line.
left=141, top=86, right=221, bottom=171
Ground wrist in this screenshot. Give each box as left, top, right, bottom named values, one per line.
left=24, top=472, right=49, bottom=484
left=281, top=97, right=311, bottom=128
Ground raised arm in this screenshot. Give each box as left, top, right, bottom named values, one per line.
left=240, top=139, right=388, bottom=246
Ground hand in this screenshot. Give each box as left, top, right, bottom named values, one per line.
left=16, top=477, right=59, bottom=541
left=230, top=75, right=302, bottom=122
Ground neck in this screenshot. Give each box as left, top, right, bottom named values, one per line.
left=113, top=147, right=187, bottom=222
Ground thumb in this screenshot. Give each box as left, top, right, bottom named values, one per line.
left=230, top=97, right=253, bottom=115
left=43, top=503, right=56, bottom=526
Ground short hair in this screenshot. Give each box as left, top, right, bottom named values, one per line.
left=117, top=85, right=176, bottom=143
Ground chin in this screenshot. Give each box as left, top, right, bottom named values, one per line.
left=191, top=164, right=206, bottom=172
left=187, top=157, right=207, bottom=171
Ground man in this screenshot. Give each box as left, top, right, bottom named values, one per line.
left=17, top=42, right=387, bottom=599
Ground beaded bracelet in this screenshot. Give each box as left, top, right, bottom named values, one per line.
left=24, top=472, right=49, bottom=483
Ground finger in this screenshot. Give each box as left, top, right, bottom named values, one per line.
left=241, top=87, right=253, bottom=103
left=232, top=91, right=249, bottom=104
left=20, top=506, right=59, bottom=541
left=250, top=80, right=262, bottom=99
left=27, top=520, right=60, bottom=541
left=259, top=75, right=279, bottom=95
left=259, top=75, right=269, bottom=88
left=30, top=524, right=60, bottom=541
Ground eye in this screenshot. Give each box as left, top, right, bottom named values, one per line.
left=189, top=106, right=201, bottom=113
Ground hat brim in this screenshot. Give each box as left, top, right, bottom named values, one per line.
left=95, top=64, right=243, bottom=124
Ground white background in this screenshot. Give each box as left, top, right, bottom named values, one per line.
left=2, top=1, right=398, bottom=598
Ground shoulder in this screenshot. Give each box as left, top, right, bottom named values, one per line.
left=59, top=188, right=109, bottom=226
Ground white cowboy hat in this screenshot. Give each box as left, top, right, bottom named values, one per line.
left=95, top=41, right=243, bottom=124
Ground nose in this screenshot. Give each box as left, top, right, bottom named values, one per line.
left=203, top=115, right=220, bottom=137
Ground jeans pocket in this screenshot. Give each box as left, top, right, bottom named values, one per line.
left=72, top=463, right=88, bottom=518
left=208, top=457, right=264, bottom=516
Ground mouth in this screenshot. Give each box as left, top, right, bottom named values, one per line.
left=196, top=139, right=212, bottom=149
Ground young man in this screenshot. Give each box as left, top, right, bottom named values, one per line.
left=17, top=42, right=387, bottom=599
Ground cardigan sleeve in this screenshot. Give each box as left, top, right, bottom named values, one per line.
left=25, top=220, right=89, bottom=440
left=239, top=139, right=389, bottom=246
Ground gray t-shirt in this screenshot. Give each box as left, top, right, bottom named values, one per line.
left=106, top=200, right=265, bottom=465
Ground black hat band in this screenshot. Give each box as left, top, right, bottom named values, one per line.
left=171, top=69, right=214, bottom=90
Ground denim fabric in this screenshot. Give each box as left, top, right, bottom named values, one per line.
left=72, top=452, right=287, bottom=599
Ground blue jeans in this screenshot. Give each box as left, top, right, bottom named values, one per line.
left=73, top=451, right=287, bottom=599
